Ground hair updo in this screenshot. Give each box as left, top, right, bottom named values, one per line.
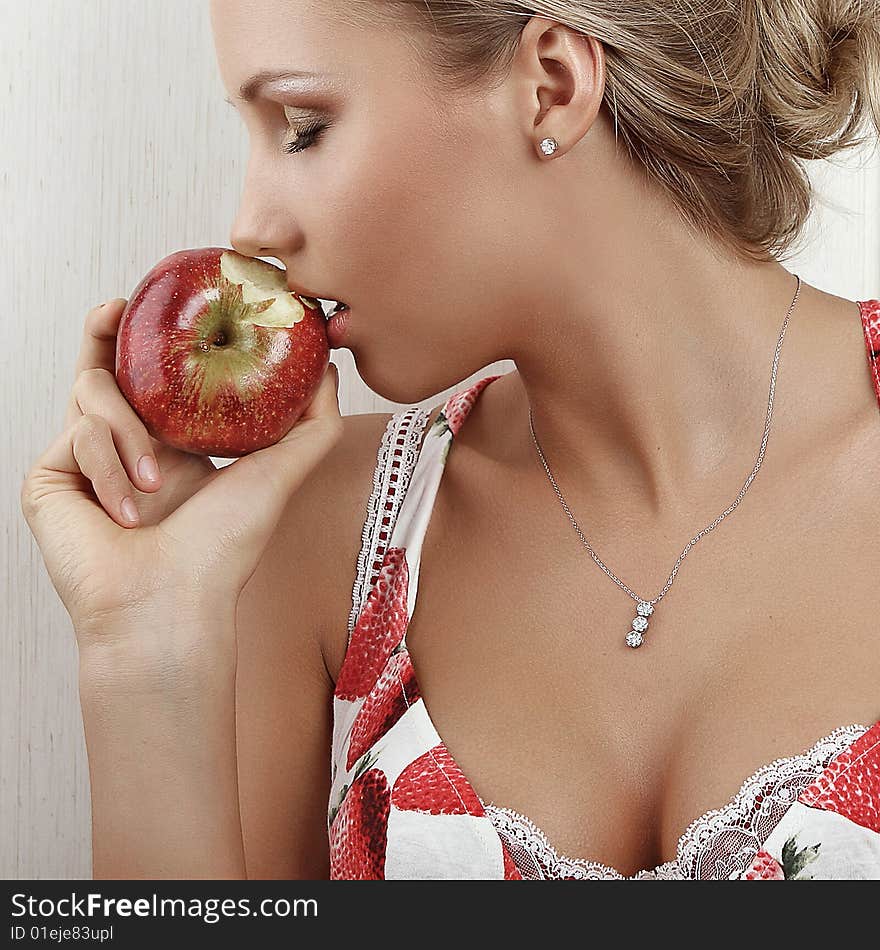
left=341, top=1, right=880, bottom=263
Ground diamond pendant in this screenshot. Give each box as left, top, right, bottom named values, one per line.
left=625, top=601, right=654, bottom=648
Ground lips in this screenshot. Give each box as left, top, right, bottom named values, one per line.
left=319, top=299, right=350, bottom=321
left=284, top=280, right=349, bottom=319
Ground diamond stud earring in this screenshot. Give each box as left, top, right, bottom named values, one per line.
left=539, top=137, right=559, bottom=156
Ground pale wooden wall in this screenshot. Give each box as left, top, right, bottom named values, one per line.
left=2, top=0, right=878, bottom=880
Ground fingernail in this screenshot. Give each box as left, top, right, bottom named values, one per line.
left=137, top=455, right=160, bottom=483
left=121, top=496, right=139, bottom=524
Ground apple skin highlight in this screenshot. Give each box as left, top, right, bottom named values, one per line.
left=115, top=247, right=330, bottom=458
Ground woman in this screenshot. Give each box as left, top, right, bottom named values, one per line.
left=21, top=0, right=880, bottom=880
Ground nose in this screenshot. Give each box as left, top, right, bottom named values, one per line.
left=229, top=162, right=298, bottom=260
left=229, top=212, right=283, bottom=260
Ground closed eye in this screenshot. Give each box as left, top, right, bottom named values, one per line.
left=224, top=96, right=331, bottom=156
left=282, top=121, right=330, bottom=155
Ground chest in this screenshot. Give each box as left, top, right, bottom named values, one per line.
left=401, top=436, right=880, bottom=876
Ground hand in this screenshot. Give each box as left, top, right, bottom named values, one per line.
left=21, top=299, right=343, bottom=660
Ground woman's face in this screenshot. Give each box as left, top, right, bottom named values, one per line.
left=210, top=0, right=532, bottom=403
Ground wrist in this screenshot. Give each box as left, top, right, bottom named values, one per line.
left=76, top=612, right=237, bottom=696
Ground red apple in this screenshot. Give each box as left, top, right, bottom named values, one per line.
left=115, top=247, right=333, bottom=457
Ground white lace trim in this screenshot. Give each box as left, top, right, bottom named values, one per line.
left=483, top=722, right=869, bottom=880
left=347, top=407, right=430, bottom=645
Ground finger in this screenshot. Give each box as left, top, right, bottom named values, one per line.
left=38, top=413, right=143, bottom=528
left=74, top=299, right=128, bottom=377
left=65, top=300, right=128, bottom=428
left=68, top=367, right=163, bottom=494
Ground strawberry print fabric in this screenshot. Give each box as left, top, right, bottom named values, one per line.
left=738, top=721, right=880, bottom=879
left=862, top=298, right=880, bottom=409
left=327, top=300, right=880, bottom=880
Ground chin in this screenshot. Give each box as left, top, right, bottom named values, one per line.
left=352, top=355, right=468, bottom=406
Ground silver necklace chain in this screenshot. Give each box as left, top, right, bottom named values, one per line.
left=527, top=275, right=802, bottom=649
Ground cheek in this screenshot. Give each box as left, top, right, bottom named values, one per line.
left=335, top=133, right=495, bottom=319
left=319, top=100, right=514, bottom=356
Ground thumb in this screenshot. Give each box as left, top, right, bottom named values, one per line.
left=286, top=360, right=342, bottom=429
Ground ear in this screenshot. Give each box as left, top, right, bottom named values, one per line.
left=512, top=15, right=606, bottom=159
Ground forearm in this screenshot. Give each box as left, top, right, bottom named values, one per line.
left=78, top=634, right=246, bottom=879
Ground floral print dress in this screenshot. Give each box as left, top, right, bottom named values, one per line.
left=327, top=298, right=880, bottom=880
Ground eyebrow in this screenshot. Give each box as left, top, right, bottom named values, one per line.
left=225, top=69, right=329, bottom=105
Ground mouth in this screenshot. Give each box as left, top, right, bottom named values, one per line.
left=325, top=300, right=351, bottom=319
left=283, top=279, right=350, bottom=320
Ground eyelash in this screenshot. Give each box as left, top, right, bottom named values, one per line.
left=282, top=120, right=330, bottom=155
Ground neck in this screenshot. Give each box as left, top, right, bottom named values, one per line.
left=502, top=250, right=806, bottom=523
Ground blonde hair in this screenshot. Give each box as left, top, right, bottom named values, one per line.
left=340, top=1, right=880, bottom=262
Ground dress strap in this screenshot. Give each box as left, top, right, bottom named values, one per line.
left=859, top=299, right=880, bottom=411
left=346, top=406, right=431, bottom=647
